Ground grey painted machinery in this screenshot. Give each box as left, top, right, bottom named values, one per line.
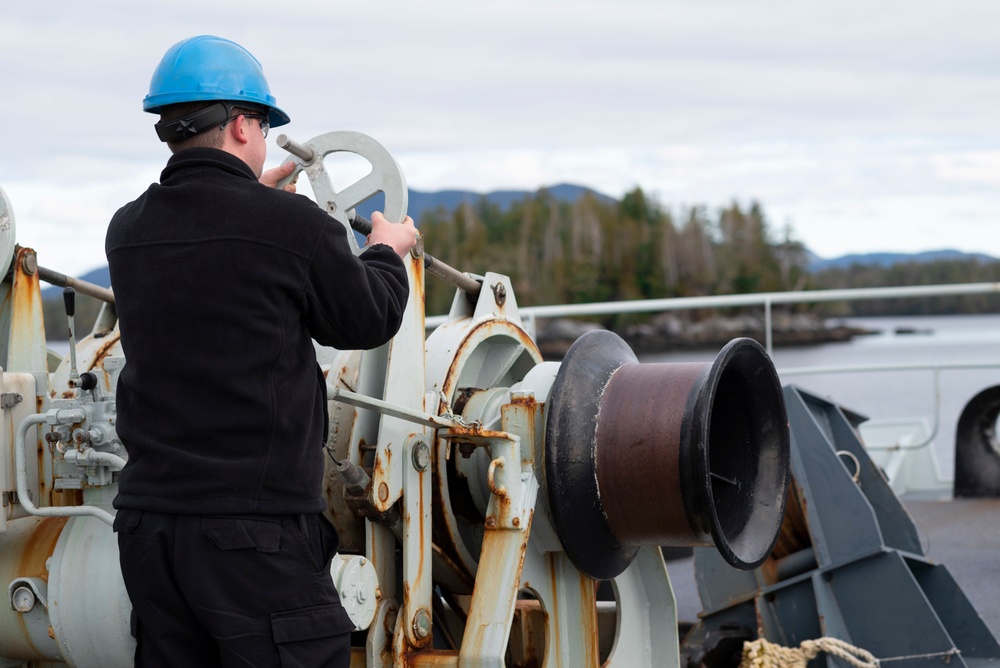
left=0, top=132, right=792, bottom=667
left=682, top=386, right=1000, bottom=668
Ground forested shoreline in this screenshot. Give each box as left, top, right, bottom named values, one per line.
left=41, top=187, right=1000, bottom=343
left=420, top=186, right=1000, bottom=321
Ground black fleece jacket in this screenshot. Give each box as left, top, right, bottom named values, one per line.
left=106, top=148, right=409, bottom=515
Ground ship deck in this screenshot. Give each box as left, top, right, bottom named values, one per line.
left=667, top=496, right=1000, bottom=639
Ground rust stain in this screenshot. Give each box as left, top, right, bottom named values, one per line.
left=37, top=432, right=48, bottom=506
left=755, top=600, right=766, bottom=635
left=400, top=649, right=459, bottom=667
left=12, top=249, right=42, bottom=326
left=50, top=489, right=83, bottom=508
left=60, top=391, right=74, bottom=399
left=441, top=330, right=475, bottom=401
left=758, top=556, right=779, bottom=585
left=88, top=334, right=121, bottom=371
left=347, top=647, right=367, bottom=668
left=402, top=581, right=412, bottom=618
left=19, top=517, right=69, bottom=580
left=546, top=555, right=561, bottom=644
left=410, top=250, right=427, bottom=326
left=770, top=481, right=810, bottom=561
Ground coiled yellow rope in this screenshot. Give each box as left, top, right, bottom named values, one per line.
left=741, top=637, right=880, bottom=668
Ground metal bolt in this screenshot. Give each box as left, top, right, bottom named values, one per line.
left=485, top=517, right=497, bottom=528
left=11, top=586, right=35, bottom=613
left=491, top=282, right=507, bottom=307
left=378, top=482, right=389, bottom=503
left=512, top=517, right=520, bottom=527
left=458, top=442, right=476, bottom=458
left=411, top=441, right=431, bottom=471
left=20, top=254, right=37, bottom=275
left=412, top=608, right=432, bottom=640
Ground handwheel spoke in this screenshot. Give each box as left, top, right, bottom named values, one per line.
left=479, top=344, right=531, bottom=389
left=334, top=171, right=385, bottom=218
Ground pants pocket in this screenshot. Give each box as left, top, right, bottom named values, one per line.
left=271, top=603, right=354, bottom=667
left=201, top=517, right=281, bottom=552
left=113, top=508, right=143, bottom=535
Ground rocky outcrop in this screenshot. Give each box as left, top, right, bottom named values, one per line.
left=535, top=313, right=872, bottom=359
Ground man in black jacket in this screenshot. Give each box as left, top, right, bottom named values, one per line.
left=108, top=35, right=417, bottom=667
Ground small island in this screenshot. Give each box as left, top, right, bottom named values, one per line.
left=535, top=313, right=873, bottom=359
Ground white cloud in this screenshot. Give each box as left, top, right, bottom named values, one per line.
left=3, top=0, right=1000, bottom=276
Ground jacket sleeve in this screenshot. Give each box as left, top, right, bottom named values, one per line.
left=302, top=222, right=410, bottom=350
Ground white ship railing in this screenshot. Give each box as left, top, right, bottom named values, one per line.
left=428, top=280, right=1000, bottom=355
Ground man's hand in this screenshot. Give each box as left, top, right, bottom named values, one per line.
left=259, top=162, right=297, bottom=192
left=367, top=211, right=418, bottom=259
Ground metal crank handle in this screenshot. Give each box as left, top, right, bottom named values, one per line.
left=347, top=214, right=481, bottom=297
left=38, top=265, right=115, bottom=304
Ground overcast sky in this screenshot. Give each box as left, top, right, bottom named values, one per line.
left=3, top=1, right=1000, bottom=277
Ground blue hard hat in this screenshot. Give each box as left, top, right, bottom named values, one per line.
left=144, top=35, right=290, bottom=127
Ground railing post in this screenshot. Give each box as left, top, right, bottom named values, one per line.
left=764, top=298, right=773, bottom=355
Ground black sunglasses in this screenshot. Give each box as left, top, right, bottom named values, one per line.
left=221, top=112, right=270, bottom=138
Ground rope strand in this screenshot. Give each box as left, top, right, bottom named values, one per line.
left=741, top=637, right=962, bottom=668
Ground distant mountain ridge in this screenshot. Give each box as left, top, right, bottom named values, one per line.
left=807, top=249, right=999, bottom=272
left=354, top=182, right=615, bottom=221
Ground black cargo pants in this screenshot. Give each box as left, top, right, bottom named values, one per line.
left=115, top=509, right=354, bottom=667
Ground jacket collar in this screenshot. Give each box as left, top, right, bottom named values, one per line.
left=160, top=148, right=257, bottom=183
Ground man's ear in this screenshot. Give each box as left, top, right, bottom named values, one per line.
left=227, top=115, right=250, bottom=146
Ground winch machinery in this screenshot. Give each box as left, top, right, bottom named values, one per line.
left=0, top=132, right=791, bottom=667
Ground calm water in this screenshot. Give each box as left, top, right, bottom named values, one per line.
left=640, top=313, right=1000, bottom=478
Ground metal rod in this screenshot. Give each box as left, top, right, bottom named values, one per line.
left=424, top=255, right=482, bottom=297
left=327, top=385, right=461, bottom=430
left=276, top=134, right=316, bottom=162
left=38, top=266, right=115, bottom=304
left=349, top=214, right=482, bottom=297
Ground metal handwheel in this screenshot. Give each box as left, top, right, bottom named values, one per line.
left=0, top=187, right=17, bottom=279
left=275, top=131, right=408, bottom=254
